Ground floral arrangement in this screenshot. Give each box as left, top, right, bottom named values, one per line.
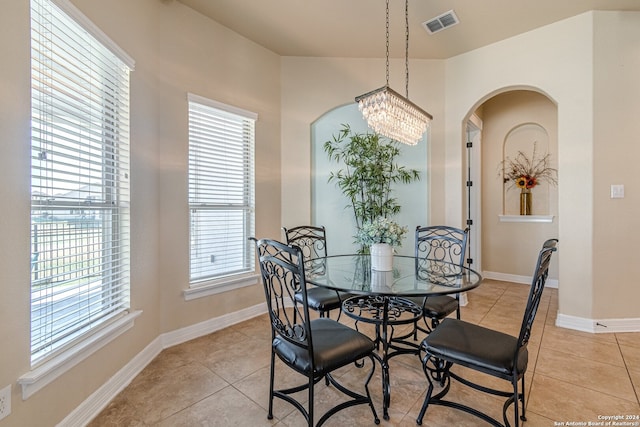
left=501, top=143, right=557, bottom=190
left=355, top=217, right=408, bottom=247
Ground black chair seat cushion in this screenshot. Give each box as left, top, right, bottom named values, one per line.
left=294, top=287, right=344, bottom=311
left=273, top=318, right=375, bottom=376
left=424, top=318, right=528, bottom=376
left=423, top=295, right=459, bottom=318
left=406, top=295, right=458, bottom=318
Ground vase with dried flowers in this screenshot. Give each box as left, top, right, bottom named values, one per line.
left=500, top=143, right=558, bottom=215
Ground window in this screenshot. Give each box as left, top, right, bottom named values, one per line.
left=30, top=0, right=133, bottom=363
left=188, top=94, right=256, bottom=284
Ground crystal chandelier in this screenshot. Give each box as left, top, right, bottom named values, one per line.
left=355, top=0, right=432, bottom=146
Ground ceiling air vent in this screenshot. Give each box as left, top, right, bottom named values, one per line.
left=422, top=10, right=459, bottom=35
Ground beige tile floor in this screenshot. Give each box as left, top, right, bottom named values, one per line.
left=89, top=280, right=640, bottom=426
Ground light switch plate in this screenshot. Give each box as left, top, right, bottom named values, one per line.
left=611, top=184, right=624, bottom=199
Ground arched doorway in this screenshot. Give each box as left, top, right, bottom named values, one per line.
left=465, top=89, right=559, bottom=285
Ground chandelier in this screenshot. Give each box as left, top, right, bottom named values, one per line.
left=355, top=0, right=432, bottom=146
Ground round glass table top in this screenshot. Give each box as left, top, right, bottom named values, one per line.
left=304, top=254, right=482, bottom=297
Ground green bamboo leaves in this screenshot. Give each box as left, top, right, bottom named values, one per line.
left=324, top=124, right=420, bottom=232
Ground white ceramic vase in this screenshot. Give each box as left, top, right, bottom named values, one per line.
left=371, top=269, right=394, bottom=291
left=370, top=242, right=393, bottom=271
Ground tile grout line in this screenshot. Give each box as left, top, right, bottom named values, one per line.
left=89, top=285, right=640, bottom=425
left=532, top=293, right=639, bottom=406
left=182, top=359, right=237, bottom=424
left=471, top=281, right=509, bottom=326
left=614, top=333, right=640, bottom=406
left=526, top=286, right=553, bottom=407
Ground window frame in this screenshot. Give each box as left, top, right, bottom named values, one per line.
left=187, top=93, right=257, bottom=291
left=24, top=0, right=136, bottom=384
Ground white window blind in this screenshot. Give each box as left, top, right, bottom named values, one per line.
left=188, top=94, right=256, bottom=284
left=30, top=0, right=131, bottom=363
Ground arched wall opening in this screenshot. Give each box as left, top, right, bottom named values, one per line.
left=309, top=103, right=429, bottom=256
left=461, top=88, right=559, bottom=285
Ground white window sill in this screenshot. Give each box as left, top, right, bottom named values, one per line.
left=498, top=215, right=554, bottom=223
left=18, top=310, right=142, bottom=400
left=184, top=274, right=260, bottom=301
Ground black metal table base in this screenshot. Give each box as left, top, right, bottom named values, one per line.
left=342, top=295, right=423, bottom=420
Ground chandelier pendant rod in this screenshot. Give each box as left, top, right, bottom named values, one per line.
left=405, top=0, right=409, bottom=98
left=385, top=0, right=390, bottom=87
left=355, top=0, right=432, bottom=146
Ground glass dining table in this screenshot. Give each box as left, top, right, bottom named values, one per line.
left=304, top=254, right=482, bottom=420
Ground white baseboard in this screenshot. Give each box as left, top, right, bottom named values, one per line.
left=59, top=337, right=163, bottom=427
left=483, top=272, right=640, bottom=333
left=556, top=313, right=640, bottom=333
left=58, top=302, right=268, bottom=427
left=481, top=270, right=559, bottom=288
left=162, top=301, right=267, bottom=348
left=459, top=292, right=468, bottom=306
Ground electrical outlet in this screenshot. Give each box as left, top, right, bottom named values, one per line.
left=0, top=384, right=11, bottom=421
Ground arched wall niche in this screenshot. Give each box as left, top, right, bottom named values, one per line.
left=309, top=103, right=429, bottom=256
left=502, top=122, right=552, bottom=215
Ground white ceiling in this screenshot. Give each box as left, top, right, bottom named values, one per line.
left=177, top=0, right=640, bottom=59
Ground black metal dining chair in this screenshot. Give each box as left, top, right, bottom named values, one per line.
left=252, top=237, right=380, bottom=427
left=416, top=238, right=558, bottom=427
left=282, top=225, right=347, bottom=319
left=408, top=226, right=469, bottom=336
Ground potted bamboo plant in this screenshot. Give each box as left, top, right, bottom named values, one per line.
left=324, top=124, right=420, bottom=253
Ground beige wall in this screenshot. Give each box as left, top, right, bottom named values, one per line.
left=280, top=13, right=592, bottom=321
left=153, top=1, right=281, bottom=332
left=444, top=11, right=640, bottom=322
left=280, top=57, right=447, bottom=226
left=592, top=11, right=640, bottom=319
left=281, top=11, right=640, bottom=324
left=0, top=0, right=281, bottom=425
left=0, top=0, right=32, bottom=423
left=2, top=2, right=639, bottom=425
left=480, top=91, right=559, bottom=278
left=444, top=13, right=595, bottom=321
